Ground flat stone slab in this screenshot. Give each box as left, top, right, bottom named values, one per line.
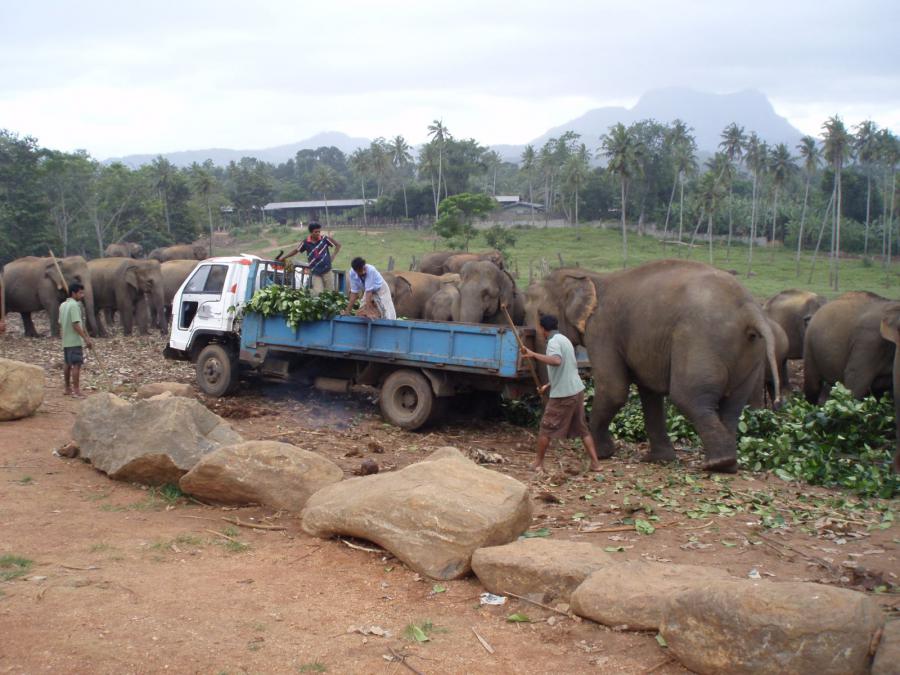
left=660, top=579, right=884, bottom=675
left=570, top=560, right=733, bottom=630
left=301, top=447, right=532, bottom=580
left=180, top=440, right=343, bottom=511
left=471, top=538, right=615, bottom=603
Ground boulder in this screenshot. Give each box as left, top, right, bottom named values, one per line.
left=136, top=382, right=193, bottom=399
left=472, top=538, right=615, bottom=603
left=180, top=441, right=343, bottom=511
left=72, top=393, right=243, bottom=485
left=301, top=447, right=531, bottom=580
left=873, top=620, right=900, bottom=675
left=570, top=560, right=734, bottom=630
left=0, top=358, right=45, bottom=421
left=660, top=580, right=884, bottom=675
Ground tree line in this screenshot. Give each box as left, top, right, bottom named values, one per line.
left=1, top=116, right=898, bottom=287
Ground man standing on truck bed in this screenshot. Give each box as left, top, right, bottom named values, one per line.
left=520, top=314, right=602, bottom=473
left=276, top=221, right=341, bottom=295
left=343, top=257, right=396, bottom=320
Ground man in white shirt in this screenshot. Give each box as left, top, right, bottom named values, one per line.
left=521, top=314, right=602, bottom=473
left=343, top=256, right=396, bottom=319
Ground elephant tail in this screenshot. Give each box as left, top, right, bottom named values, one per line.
left=749, top=305, right=781, bottom=407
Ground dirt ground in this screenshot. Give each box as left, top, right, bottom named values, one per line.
left=1, top=315, right=898, bottom=674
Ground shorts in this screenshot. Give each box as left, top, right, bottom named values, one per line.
left=64, top=346, right=84, bottom=366
left=539, top=390, right=589, bottom=439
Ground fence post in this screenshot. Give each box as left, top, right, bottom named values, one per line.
left=529, top=259, right=534, bottom=283
left=557, top=253, right=565, bottom=268
left=409, top=255, right=417, bottom=271
left=387, top=256, right=395, bottom=271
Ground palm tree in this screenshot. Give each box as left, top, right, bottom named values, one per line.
left=719, top=123, right=746, bottom=257
left=822, top=115, right=853, bottom=290
left=190, top=164, right=216, bottom=255
left=348, top=148, right=371, bottom=229
left=369, top=138, right=391, bottom=198
left=854, top=120, right=879, bottom=256
left=309, top=165, right=339, bottom=228
left=768, top=143, right=794, bottom=260
left=151, top=156, right=174, bottom=233
left=601, top=123, right=643, bottom=267
left=389, top=135, right=412, bottom=219
left=689, top=168, right=726, bottom=263
left=520, top=145, right=537, bottom=225
left=662, top=120, right=695, bottom=246
left=744, top=134, right=767, bottom=276
left=795, top=136, right=821, bottom=275
left=427, top=120, right=449, bottom=217
left=562, top=143, right=591, bottom=229
left=879, top=130, right=900, bottom=268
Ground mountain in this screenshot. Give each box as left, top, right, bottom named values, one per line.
left=105, top=131, right=372, bottom=168
left=491, top=87, right=804, bottom=163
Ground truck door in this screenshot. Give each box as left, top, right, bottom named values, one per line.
left=176, top=262, right=231, bottom=334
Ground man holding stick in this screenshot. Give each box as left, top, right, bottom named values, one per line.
left=520, top=314, right=602, bottom=473
left=59, top=283, right=93, bottom=398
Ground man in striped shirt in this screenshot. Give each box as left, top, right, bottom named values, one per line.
left=278, top=222, right=342, bottom=295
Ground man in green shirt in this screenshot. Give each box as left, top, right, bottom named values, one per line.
left=59, top=283, right=93, bottom=398
left=521, top=314, right=602, bottom=473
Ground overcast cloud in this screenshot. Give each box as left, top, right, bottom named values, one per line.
left=2, top=0, right=898, bottom=158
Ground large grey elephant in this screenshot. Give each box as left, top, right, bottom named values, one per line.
left=104, top=242, right=144, bottom=258
left=418, top=249, right=503, bottom=275
left=384, top=271, right=459, bottom=319
left=88, top=258, right=167, bottom=336
left=2, top=256, right=98, bottom=337
left=525, top=260, right=780, bottom=473
left=764, top=289, right=827, bottom=359
left=803, top=291, right=896, bottom=404
left=160, top=260, right=199, bottom=321
left=453, top=261, right=522, bottom=324
left=149, top=244, right=207, bottom=262
left=878, top=303, right=900, bottom=472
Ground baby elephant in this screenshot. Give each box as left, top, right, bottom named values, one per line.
left=424, top=275, right=460, bottom=322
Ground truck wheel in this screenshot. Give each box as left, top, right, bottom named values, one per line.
left=196, top=344, right=237, bottom=397
left=380, top=369, right=434, bottom=430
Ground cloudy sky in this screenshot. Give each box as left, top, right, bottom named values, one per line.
left=2, top=0, right=898, bottom=159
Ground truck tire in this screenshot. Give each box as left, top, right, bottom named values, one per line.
left=380, top=369, right=434, bottom=430
left=196, top=344, right=237, bottom=397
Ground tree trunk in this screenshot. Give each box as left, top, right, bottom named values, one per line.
left=661, top=172, right=678, bottom=250
left=864, top=173, right=872, bottom=256
left=770, top=185, right=779, bottom=261
left=888, top=168, right=897, bottom=272
left=207, top=198, right=214, bottom=256
left=747, top=173, right=758, bottom=277
left=402, top=182, right=408, bottom=219
left=361, top=177, right=368, bottom=230
left=808, top=192, right=835, bottom=284
left=620, top=179, right=628, bottom=268
left=677, top=176, right=684, bottom=242
left=726, top=182, right=734, bottom=261
left=323, top=194, right=331, bottom=228
left=435, top=147, right=443, bottom=218
left=796, top=173, right=811, bottom=276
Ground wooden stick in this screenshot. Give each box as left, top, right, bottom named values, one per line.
left=644, top=657, right=674, bottom=673
left=471, top=627, right=495, bottom=654
left=500, top=304, right=543, bottom=396
left=582, top=521, right=681, bottom=534
left=339, top=537, right=382, bottom=553
left=387, top=647, right=424, bottom=675
left=222, top=516, right=286, bottom=531
left=502, top=590, right=570, bottom=617
left=204, top=528, right=240, bottom=543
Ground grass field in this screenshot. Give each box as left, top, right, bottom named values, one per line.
left=220, top=222, right=900, bottom=301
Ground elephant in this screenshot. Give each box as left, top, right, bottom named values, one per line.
left=453, top=260, right=522, bottom=324
left=803, top=291, right=896, bottom=405
left=159, top=260, right=199, bottom=321
left=763, top=289, right=827, bottom=359
left=149, top=244, right=207, bottom=262
left=525, top=260, right=780, bottom=473
left=104, top=242, right=144, bottom=258
left=418, top=249, right=503, bottom=275
left=384, top=272, right=460, bottom=319
left=1, top=256, right=98, bottom=337
left=878, top=303, right=900, bottom=472
left=424, top=276, right=461, bottom=322
left=88, top=258, right=167, bottom=336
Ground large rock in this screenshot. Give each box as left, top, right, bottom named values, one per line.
left=873, top=620, right=900, bottom=675
left=472, top=538, right=615, bottom=603
left=0, top=358, right=44, bottom=421
left=180, top=441, right=343, bottom=511
left=571, top=560, right=734, bottom=630
left=301, top=447, right=532, bottom=580
left=136, top=381, right=193, bottom=399
left=72, top=393, right=242, bottom=485
left=660, top=580, right=884, bottom=675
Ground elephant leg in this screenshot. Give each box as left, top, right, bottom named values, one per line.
left=134, top=297, right=150, bottom=335
left=21, top=313, right=38, bottom=337
left=95, top=310, right=109, bottom=338
left=803, top=353, right=825, bottom=404
left=103, top=308, right=114, bottom=329
left=637, top=385, right=675, bottom=463
left=587, top=357, right=630, bottom=459
left=119, top=296, right=133, bottom=336
left=48, top=300, right=61, bottom=338
left=720, top=365, right=762, bottom=437
left=844, top=346, right=887, bottom=399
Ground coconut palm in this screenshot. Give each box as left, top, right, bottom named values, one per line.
left=369, top=138, right=392, bottom=198
left=484, top=150, right=502, bottom=196
left=601, top=123, right=643, bottom=267
left=768, top=143, right=795, bottom=260
left=309, top=165, right=339, bottom=228
left=190, top=165, right=216, bottom=255
left=822, top=115, right=853, bottom=290
left=520, top=145, right=537, bottom=226
left=743, top=133, right=767, bottom=276
left=795, top=136, right=821, bottom=275
left=662, top=120, right=695, bottom=246
left=688, top=168, right=727, bottom=263
left=151, top=156, right=174, bottom=233
left=878, top=130, right=900, bottom=267
left=854, top=120, right=879, bottom=256
left=389, top=135, right=412, bottom=219
left=562, top=143, right=591, bottom=229
left=427, top=120, right=449, bottom=217
left=348, top=148, right=371, bottom=229
left=719, top=123, right=746, bottom=257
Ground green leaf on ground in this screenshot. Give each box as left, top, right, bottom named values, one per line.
left=634, top=519, right=655, bottom=535
left=506, top=613, right=531, bottom=623
left=522, top=528, right=551, bottom=538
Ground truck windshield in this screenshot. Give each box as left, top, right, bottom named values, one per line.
left=185, top=264, right=228, bottom=294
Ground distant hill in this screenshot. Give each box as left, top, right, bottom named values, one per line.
left=105, top=131, right=372, bottom=168
left=491, top=87, right=804, bottom=163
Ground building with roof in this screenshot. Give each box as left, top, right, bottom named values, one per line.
left=263, top=199, right=374, bottom=223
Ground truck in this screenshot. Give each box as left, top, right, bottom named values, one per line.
left=164, top=254, right=578, bottom=430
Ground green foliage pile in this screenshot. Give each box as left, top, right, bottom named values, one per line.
left=244, top=285, right=347, bottom=328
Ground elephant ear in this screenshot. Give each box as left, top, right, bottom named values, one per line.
left=880, top=303, right=900, bottom=344
left=560, top=272, right=598, bottom=334
left=43, top=259, right=66, bottom=290
left=125, top=264, right=140, bottom=290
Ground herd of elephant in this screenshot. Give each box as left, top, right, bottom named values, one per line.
left=1, top=244, right=207, bottom=339
left=407, top=251, right=900, bottom=474
left=2, top=241, right=899, bottom=474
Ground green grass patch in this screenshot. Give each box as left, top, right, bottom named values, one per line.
left=14, top=476, right=33, bottom=485
left=0, top=555, right=33, bottom=581
left=298, top=663, right=327, bottom=673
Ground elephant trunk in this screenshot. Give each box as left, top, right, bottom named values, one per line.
left=82, top=283, right=99, bottom=336
left=457, top=289, right=485, bottom=324
left=152, top=284, right=167, bottom=333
